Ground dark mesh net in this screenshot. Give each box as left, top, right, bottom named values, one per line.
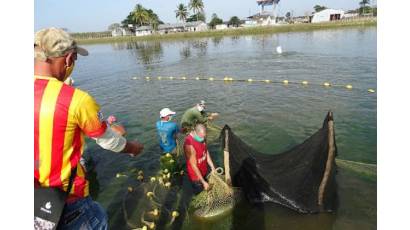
left=221, top=111, right=338, bottom=213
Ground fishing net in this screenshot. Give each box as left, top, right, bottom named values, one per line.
left=190, top=168, right=241, bottom=218
left=121, top=122, right=224, bottom=228
left=221, top=111, right=338, bottom=213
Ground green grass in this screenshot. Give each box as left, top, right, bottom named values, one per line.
left=76, top=19, right=376, bottom=45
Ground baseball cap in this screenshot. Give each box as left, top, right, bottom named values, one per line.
left=34, top=27, right=88, bottom=61
left=160, top=108, right=176, bottom=118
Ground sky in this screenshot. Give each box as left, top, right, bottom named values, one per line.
left=35, top=0, right=375, bottom=32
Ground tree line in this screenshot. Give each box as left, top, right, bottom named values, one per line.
left=109, top=0, right=242, bottom=32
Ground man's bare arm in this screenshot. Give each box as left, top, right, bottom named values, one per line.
left=186, top=145, right=206, bottom=183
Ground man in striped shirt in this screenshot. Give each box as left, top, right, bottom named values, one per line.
left=34, top=28, right=144, bottom=229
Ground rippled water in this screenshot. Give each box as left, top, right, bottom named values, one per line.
left=76, top=27, right=376, bottom=229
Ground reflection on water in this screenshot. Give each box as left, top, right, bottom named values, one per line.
left=112, top=41, right=163, bottom=66
left=180, top=45, right=191, bottom=59
left=76, top=27, right=376, bottom=230
left=211, top=36, right=223, bottom=47
left=191, top=40, right=208, bottom=57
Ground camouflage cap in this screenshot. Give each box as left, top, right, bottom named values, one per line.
left=34, top=27, right=88, bottom=61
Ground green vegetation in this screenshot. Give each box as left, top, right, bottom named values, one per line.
left=108, top=23, right=121, bottom=32
left=359, top=0, right=370, bottom=9
left=186, top=13, right=206, bottom=22
left=209, top=13, right=223, bottom=29
left=228, top=16, right=240, bottom=27
left=121, top=4, right=162, bottom=30
left=314, top=5, right=327, bottom=12
left=358, top=6, right=376, bottom=16
left=188, top=0, right=205, bottom=22
left=75, top=19, right=376, bottom=45
left=175, top=3, right=189, bottom=22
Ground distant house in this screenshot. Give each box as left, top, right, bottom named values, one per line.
left=135, top=26, right=153, bottom=36
left=122, top=29, right=133, bottom=36
left=215, top=24, right=228, bottom=30
left=293, top=16, right=310, bottom=24
left=134, top=21, right=208, bottom=37
left=244, top=12, right=277, bottom=26
left=112, top=27, right=134, bottom=37
left=311, top=9, right=345, bottom=23
left=344, top=10, right=359, bottom=18
left=185, top=21, right=208, bottom=32
left=111, top=28, right=123, bottom=37
left=157, top=24, right=184, bottom=35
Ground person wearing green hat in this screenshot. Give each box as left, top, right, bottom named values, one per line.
left=180, top=100, right=219, bottom=132
left=34, top=27, right=144, bottom=229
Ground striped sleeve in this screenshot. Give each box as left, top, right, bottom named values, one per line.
left=75, top=92, right=107, bottom=138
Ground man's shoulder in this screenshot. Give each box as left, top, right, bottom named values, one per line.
left=166, top=122, right=179, bottom=131
left=184, top=134, right=192, bottom=143
left=156, top=121, right=176, bottom=129
left=156, top=121, right=165, bottom=128
left=71, top=88, right=99, bottom=107
left=72, top=87, right=91, bottom=99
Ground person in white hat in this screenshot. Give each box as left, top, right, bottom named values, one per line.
left=180, top=100, right=219, bottom=131
left=156, top=108, right=180, bottom=154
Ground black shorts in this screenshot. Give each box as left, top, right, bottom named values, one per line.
left=191, top=180, right=204, bottom=195
left=190, top=171, right=209, bottom=195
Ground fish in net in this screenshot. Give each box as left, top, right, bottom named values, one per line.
left=190, top=168, right=241, bottom=218
left=121, top=122, right=223, bottom=228
left=122, top=167, right=187, bottom=230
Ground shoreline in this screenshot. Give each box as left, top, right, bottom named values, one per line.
left=76, top=18, right=376, bottom=45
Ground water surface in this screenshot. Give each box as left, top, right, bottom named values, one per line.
left=76, top=27, right=376, bottom=230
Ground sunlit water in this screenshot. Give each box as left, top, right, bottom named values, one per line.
left=75, top=27, right=376, bottom=229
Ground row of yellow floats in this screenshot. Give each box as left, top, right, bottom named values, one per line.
left=132, top=76, right=376, bottom=93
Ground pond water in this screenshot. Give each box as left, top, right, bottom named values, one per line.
left=76, top=26, right=376, bottom=230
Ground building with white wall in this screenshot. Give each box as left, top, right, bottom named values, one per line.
left=215, top=24, right=228, bottom=30
left=311, top=9, right=345, bottom=23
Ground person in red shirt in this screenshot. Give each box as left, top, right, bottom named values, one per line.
left=184, top=124, right=216, bottom=194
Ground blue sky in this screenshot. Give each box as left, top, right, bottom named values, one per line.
left=35, top=0, right=374, bottom=32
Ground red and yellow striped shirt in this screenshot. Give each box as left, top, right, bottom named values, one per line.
left=34, top=75, right=107, bottom=201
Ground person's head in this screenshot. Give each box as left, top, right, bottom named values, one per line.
left=192, top=124, right=207, bottom=142
left=196, top=100, right=206, bottom=112
left=160, top=108, right=176, bottom=121
left=34, top=27, right=88, bottom=81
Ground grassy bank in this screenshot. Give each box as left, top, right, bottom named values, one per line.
left=76, top=18, right=376, bottom=45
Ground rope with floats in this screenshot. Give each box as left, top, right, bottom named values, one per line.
left=131, top=76, right=376, bottom=94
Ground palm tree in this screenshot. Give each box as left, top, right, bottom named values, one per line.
left=360, top=0, right=370, bottom=7
left=175, top=3, right=189, bottom=22
left=146, top=9, right=160, bottom=30
left=359, top=0, right=370, bottom=15
left=189, top=0, right=204, bottom=21
left=133, top=4, right=149, bottom=27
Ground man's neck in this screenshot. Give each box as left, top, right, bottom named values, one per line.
left=34, top=60, right=63, bottom=81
